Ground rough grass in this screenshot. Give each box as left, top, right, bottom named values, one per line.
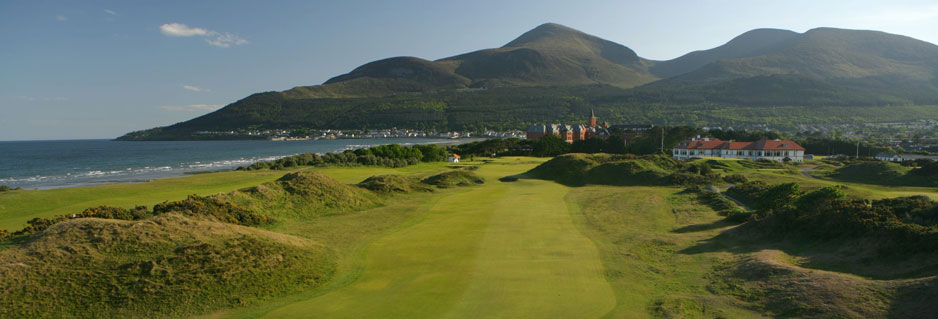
left=0, top=214, right=334, bottom=319
left=219, top=171, right=379, bottom=220
left=524, top=153, right=699, bottom=186
left=566, top=186, right=761, bottom=318
left=356, top=175, right=433, bottom=193
left=6, top=156, right=938, bottom=318
left=420, top=170, right=485, bottom=188
left=0, top=169, right=290, bottom=231
left=828, top=161, right=936, bottom=187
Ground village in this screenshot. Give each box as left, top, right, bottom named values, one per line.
left=192, top=128, right=526, bottom=140
left=523, top=110, right=938, bottom=163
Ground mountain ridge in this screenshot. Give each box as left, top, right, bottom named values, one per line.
left=118, top=23, right=938, bottom=140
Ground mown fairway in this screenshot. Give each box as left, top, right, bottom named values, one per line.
left=261, top=161, right=616, bottom=318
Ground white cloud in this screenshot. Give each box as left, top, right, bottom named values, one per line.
left=56, top=15, right=67, bottom=21
left=183, top=85, right=209, bottom=92
left=159, top=104, right=223, bottom=112
left=159, top=22, right=248, bottom=48
left=206, top=33, right=249, bottom=48
left=104, top=9, right=118, bottom=16
left=160, top=23, right=210, bottom=37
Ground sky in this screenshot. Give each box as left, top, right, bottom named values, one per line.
left=2, top=0, right=937, bottom=140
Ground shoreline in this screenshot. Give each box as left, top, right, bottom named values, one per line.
left=0, top=138, right=483, bottom=191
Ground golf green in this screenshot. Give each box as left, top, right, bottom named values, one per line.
left=261, top=163, right=616, bottom=318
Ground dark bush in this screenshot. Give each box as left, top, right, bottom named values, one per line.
left=153, top=195, right=271, bottom=226
left=723, top=174, right=749, bottom=184
left=667, top=172, right=720, bottom=186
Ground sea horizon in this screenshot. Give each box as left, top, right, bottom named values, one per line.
left=0, top=138, right=478, bottom=190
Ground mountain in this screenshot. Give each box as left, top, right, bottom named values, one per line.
left=644, top=27, right=938, bottom=105
left=439, top=23, right=658, bottom=88
left=650, top=28, right=799, bottom=78
left=669, top=27, right=938, bottom=83
left=119, top=24, right=938, bottom=140
left=281, top=23, right=659, bottom=99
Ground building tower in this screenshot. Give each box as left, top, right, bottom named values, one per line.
left=588, top=109, right=597, bottom=127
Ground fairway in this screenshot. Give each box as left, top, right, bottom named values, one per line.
left=260, top=162, right=616, bottom=318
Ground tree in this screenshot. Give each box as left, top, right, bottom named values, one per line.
left=795, top=186, right=846, bottom=211
left=571, top=138, right=604, bottom=154
left=756, top=183, right=802, bottom=212
left=532, top=135, right=571, bottom=157
left=603, top=136, right=627, bottom=154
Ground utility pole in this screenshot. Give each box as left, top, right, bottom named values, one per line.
left=660, top=126, right=665, bottom=154
left=856, top=140, right=860, bottom=158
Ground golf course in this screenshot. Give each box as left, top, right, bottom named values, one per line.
left=4, top=155, right=938, bottom=318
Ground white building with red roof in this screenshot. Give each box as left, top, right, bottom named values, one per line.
left=672, top=137, right=806, bottom=162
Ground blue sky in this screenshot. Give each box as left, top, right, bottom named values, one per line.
left=2, top=0, right=937, bottom=140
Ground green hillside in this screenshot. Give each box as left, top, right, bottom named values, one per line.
left=118, top=24, right=938, bottom=140
left=650, top=28, right=799, bottom=78
left=653, top=27, right=938, bottom=104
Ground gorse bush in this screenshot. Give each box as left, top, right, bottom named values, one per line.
left=729, top=181, right=938, bottom=253
left=153, top=195, right=270, bottom=226
left=239, top=143, right=448, bottom=170
left=357, top=175, right=433, bottom=193
left=8, top=197, right=271, bottom=238
left=421, top=170, right=485, bottom=188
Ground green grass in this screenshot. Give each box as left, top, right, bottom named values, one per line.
left=232, top=158, right=616, bottom=318
left=0, top=214, right=334, bottom=319
left=0, top=170, right=288, bottom=231
left=7, top=156, right=938, bottom=318
left=566, top=186, right=762, bottom=318
left=0, top=162, right=452, bottom=231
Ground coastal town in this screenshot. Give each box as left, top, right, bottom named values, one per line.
left=193, top=128, right=526, bottom=140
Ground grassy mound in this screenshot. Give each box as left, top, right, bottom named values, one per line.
left=710, top=251, right=893, bottom=318
left=357, top=174, right=433, bottom=193
left=221, top=171, right=378, bottom=219
left=829, top=160, right=935, bottom=186
left=421, top=170, right=485, bottom=188
left=0, top=214, right=334, bottom=318
left=524, top=153, right=712, bottom=186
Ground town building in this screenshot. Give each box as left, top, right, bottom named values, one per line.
left=875, top=153, right=938, bottom=162
left=448, top=154, right=461, bottom=163
left=525, top=109, right=652, bottom=144
left=672, top=137, right=806, bottom=162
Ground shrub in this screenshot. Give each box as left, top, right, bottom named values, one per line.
left=499, top=176, right=519, bottom=182
left=153, top=195, right=270, bottom=226
left=723, top=174, right=749, bottom=184
left=422, top=171, right=485, bottom=188
left=357, top=175, right=433, bottom=193
left=667, top=172, right=720, bottom=186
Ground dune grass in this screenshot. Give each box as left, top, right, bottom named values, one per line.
left=566, top=186, right=763, bottom=318
left=0, top=214, right=335, bottom=319
left=0, top=170, right=288, bottom=231
left=0, top=162, right=452, bottom=231
left=7, top=155, right=938, bottom=318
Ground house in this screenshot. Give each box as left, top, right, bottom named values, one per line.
left=525, top=109, right=651, bottom=144
left=672, top=137, right=806, bottom=162
left=875, top=153, right=938, bottom=162
left=875, top=153, right=903, bottom=162
left=448, top=154, right=460, bottom=163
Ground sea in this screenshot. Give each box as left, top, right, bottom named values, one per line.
left=0, top=138, right=475, bottom=190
